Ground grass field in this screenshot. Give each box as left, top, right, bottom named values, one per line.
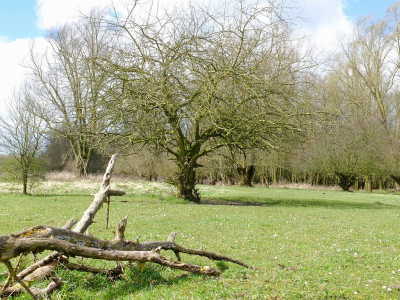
left=1, top=181, right=400, bottom=299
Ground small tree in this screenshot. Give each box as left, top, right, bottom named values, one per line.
left=0, top=88, right=46, bottom=194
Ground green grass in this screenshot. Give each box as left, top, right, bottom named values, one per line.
left=2, top=183, right=400, bottom=299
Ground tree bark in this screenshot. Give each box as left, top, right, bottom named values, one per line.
left=336, top=172, right=356, bottom=191
left=177, top=157, right=200, bottom=203
left=237, top=165, right=255, bottom=187
left=391, top=174, right=400, bottom=190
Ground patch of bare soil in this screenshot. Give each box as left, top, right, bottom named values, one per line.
left=200, top=200, right=265, bottom=206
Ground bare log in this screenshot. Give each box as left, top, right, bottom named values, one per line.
left=1, top=224, right=254, bottom=269
left=11, top=218, right=77, bottom=283
left=23, top=260, right=58, bottom=284
left=16, top=252, right=60, bottom=283
left=0, top=237, right=220, bottom=276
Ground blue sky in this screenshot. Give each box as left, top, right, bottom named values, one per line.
left=0, top=0, right=44, bottom=40
left=344, top=0, right=397, bottom=19
left=0, top=0, right=398, bottom=41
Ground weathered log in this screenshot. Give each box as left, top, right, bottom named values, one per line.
left=1, top=154, right=122, bottom=297
left=61, top=261, right=123, bottom=277
left=0, top=237, right=220, bottom=276
left=1, top=223, right=254, bottom=269
left=15, top=251, right=60, bottom=283
left=10, top=219, right=77, bottom=284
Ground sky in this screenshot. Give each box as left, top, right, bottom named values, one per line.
left=0, top=0, right=398, bottom=116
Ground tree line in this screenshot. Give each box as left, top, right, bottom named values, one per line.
left=1, top=0, right=400, bottom=200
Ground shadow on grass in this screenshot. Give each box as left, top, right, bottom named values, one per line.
left=201, top=198, right=398, bottom=210
left=57, top=264, right=197, bottom=300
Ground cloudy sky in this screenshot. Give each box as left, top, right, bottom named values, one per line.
left=0, top=0, right=397, bottom=116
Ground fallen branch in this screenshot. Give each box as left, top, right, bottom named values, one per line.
left=59, top=256, right=123, bottom=277
left=1, top=277, right=62, bottom=298
left=1, top=223, right=254, bottom=269
left=0, top=236, right=220, bottom=276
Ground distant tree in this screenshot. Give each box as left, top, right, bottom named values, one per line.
left=0, top=88, right=46, bottom=194
left=224, top=147, right=257, bottom=187
left=27, top=9, right=115, bottom=177
left=337, top=5, right=400, bottom=186
left=296, top=66, right=388, bottom=191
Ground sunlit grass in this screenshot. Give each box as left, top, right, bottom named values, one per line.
left=1, top=181, right=400, bottom=299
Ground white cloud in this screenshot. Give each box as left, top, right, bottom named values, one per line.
left=0, top=38, right=31, bottom=116
left=295, top=0, right=353, bottom=52
left=35, top=0, right=113, bottom=29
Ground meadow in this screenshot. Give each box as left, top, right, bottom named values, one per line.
left=1, top=180, right=400, bottom=299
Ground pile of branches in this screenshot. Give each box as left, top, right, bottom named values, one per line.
left=0, top=154, right=253, bottom=298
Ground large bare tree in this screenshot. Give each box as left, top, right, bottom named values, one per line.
left=27, top=9, right=115, bottom=176
left=100, top=1, right=314, bottom=202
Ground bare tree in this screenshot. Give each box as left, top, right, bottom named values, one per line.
left=27, top=9, right=115, bottom=177
left=332, top=4, right=400, bottom=188
left=0, top=87, right=46, bottom=194
left=100, top=1, right=314, bottom=202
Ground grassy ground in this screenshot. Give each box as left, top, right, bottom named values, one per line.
left=1, top=181, right=400, bottom=299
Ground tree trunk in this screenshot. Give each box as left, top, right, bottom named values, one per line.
left=354, top=180, right=359, bottom=191
left=76, top=155, right=91, bottom=177
left=22, top=169, right=28, bottom=195
left=237, top=165, right=255, bottom=187
left=391, top=175, right=400, bottom=190
left=70, top=139, right=93, bottom=177
left=178, top=161, right=200, bottom=203
left=175, top=140, right=202, bottom=203
left=336, top=172, right=356, bottom=191
left=366, top=176, right=373, bottom=193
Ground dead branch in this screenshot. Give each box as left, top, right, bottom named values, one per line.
left=73, top=153, right=121, bottom=234
left=5, top=154, right=123, bottom=292
left=1, top=277, right=62, bottom=298
left=1, top=223, right=254, bottom=269
left=0, top=237, right=220, bottom=276
left=59, top=258, right=123, bottom=277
